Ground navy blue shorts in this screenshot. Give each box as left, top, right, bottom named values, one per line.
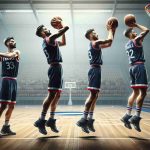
left=0, top=78, right=17, bottom=104
left=129, top=64, right=148, bottom=88
left=48, top=64, right=63, bottom=92
left=87, top=66, right=101, bottom=91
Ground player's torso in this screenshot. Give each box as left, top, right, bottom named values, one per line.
left=42, top=40, right=63, bottom=64
left=126, top=40, right=145, bottom=65
left=1, top=57, right=19, bottom=77
left=88, top=42, right=103, bottom=65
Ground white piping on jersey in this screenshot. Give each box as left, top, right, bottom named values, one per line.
left=0, top=99, right=16, bottom=103
left=48, top=87, right=62, bottom=90
left=2, top=77, right=17, bottom=80
left=131, top=84, right=148, bottom=87
left=87, top=87, right=101, bottom=91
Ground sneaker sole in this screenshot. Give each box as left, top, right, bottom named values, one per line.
left=121, top=119, right=132, bottom=129
left=76, top=123, right=90, bottom=133
left=34, top=123, right=47, bottom=135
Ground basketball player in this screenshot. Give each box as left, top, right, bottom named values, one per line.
left=34, top=21, right=69, bottom=135
left=121, top=23, right=149, bottom=132
left=0, top=37, right=20, bottom=136
left=76, top=25, right=115, bottom=133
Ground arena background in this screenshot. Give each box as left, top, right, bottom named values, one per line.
left=0, top=0, right=150, bottom=106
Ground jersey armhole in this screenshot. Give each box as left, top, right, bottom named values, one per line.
left=91, top=42, right=100, bottom=50
left=45, top=37, right=57, bottom=46
left=133, top=38, right=142, bottom=48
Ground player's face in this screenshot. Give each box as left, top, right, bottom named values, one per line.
left=91, top=31, right=99, bottom=40
left=7, top=39, right=16, bottom=48
left=130, top=30, right=137, bottom=39
left=42, top=27, right=51, bottom=37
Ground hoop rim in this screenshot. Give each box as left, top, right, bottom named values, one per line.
left=145, top=3, right=150, bottom=10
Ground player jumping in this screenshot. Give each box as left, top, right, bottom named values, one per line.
left=34, top=21, right=69, bottom=135
left=76, top=24, right=115, bottom=133
left=121, top=23, right=149, bottom=132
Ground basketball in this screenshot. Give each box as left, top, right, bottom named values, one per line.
left=51, top=16, right=63, bottom=29
left=124, top=14, right=136, bottom=27
left=106, top=17, right=118, bottom=29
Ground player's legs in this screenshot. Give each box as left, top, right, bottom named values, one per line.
left=34, top=91, right=56, bottom=135
left=77, top=90, right=99, bottom=133
left=127, top=64, right=147, bottom=132
left=45, top=91, right=61, bottom=133
left=129, top=88, right=147, bottom=132
left=77, top=66, right=101, bottom=133
left=0, top=103, right=7, bottom=117
left=127, top=88, right=139, bottom=115
left=136, top=88, right=147, bottom=109
left=85, top=91, right=99, bottom=112
left=1, top=103, right=16, bottom=135
left=87, top=91, right=99, bottom=132
left=121, top=88, right=139, bottom=129
left=42, top=91, right=56, bottom=117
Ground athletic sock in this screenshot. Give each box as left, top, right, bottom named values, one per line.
left=4, top=120, right=9, bottom=126
left=82, top=111, right=88, bottom=119
left=89, top=112, right=94, bottom=119
left=135, top=107, right=142, bottom=117
left=50, top=112, right=55, bottom=119
left=126, top=105, right=132, bottom=116
left=40, top=111, right=47, bottom=120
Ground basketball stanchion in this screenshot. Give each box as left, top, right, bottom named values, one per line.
left=65, top=82, right=76, bottom=106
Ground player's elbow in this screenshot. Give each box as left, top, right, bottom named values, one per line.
left=107, top=40, right=113, bottom=47
left=61, top=42, right=66, bottom=46
left=146, top=29, right=150, bottom=33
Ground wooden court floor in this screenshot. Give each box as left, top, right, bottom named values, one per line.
left=0, top=105, right=150, bottom=150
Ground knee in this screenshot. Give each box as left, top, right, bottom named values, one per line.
left=140, top=92, right=147, bottom=99
left=8, top=104, right=15, bottom=110
left=91, top=91, right=99, bottom=99
left=48, top=91, right=56, bottom=100
left=85, top=101, right=92, bottom=108
left=0, top=104, right=7, bottom=110
left=51, top=93, right=60, bottom=107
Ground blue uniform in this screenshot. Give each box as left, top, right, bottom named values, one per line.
left=0, top=56, right=19, bottom=104
left=125, top=39, right=148, bottom=88
left=42, top=38, right=63, bottom=91
left=87, top=42, right=102, bottom=91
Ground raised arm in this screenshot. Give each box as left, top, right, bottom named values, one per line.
left=49, top=26, right=69, bottom=45
left=0, top=50, right=20, bottom=59
left=134, top=23, right=149, bottom=44
left=94, top=26, right=114, bottom=49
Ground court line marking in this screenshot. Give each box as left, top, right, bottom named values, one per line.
left=1, top=118, right=150, bottom=120
left=1, top=137, right=150, bottom=140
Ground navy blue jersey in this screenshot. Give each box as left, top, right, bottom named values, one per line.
left=42, top=38, right=62, bottom=64
left=88, top=42, right=103, bottom=65
left=1, top=57, right=19, bottom=77
left=125, top=40, right=145, bottom=65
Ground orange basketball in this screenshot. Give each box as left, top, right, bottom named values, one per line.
left=51, top=16, right=63, bottom=29
left=106, top=17, right=118, bottom=29
left=124, top=14, right=136, bottom=27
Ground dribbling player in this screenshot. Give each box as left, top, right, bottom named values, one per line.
left=121, top=23, right=149, bottom=132
left=76, top=24, right=115, bottom=133
left=0, top=37, right=20, bottom=136
left=34, top=21, right=69, bottom=135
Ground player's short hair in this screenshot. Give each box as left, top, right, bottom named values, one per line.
left=124, top=28, right=133, bottom=38
left=85, top=29, right=94, bottom=39
left=36, top=25, right=44, bottom=37
left=4, top=37, right=14, bottom=47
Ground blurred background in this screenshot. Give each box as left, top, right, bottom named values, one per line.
left=0, top=0, right=150, bottom=106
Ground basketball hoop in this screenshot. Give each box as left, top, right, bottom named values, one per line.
left=145, top=3, right=150, bottom=17
left=65, top=82, right=76, bottom=106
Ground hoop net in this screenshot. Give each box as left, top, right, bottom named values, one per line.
left=145, top=3, right=150, bottom=17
